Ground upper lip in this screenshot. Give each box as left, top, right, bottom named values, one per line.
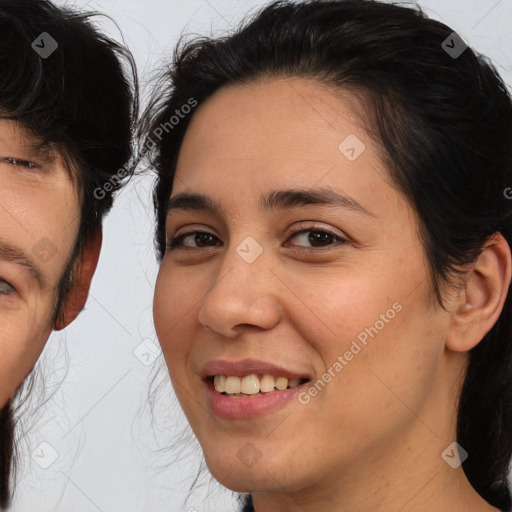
left=201, top=359, right=312, bottom=381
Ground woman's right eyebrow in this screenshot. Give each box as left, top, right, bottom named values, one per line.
left=166, top=188, right=374, bottom=218
left=166, top=192, right=219, bottom=215
left=261, top=188, right=374, bottom=217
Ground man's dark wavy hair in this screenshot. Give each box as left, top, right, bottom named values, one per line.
left=0, top=0, right=137, bottom=507
left=141, top=0, right=512, bottom=510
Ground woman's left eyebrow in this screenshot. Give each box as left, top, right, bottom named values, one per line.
left=166, top=187, right=374, bottom=218
left=260, top=187, right=375, bottom=217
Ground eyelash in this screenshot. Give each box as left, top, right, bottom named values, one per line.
left=3, top=157, right=38, bottom=169
left=167, top=226, right=348, bottom=251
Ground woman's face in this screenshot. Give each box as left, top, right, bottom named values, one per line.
left=0, top=120, right=80, bottom=406
left=154, top=78, right=459, bottom=495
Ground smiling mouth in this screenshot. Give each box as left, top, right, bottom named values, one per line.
left=211, top=374, right=310, bottom=397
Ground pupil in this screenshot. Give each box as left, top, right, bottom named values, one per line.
left=309, top=231, right=333, bottom=247
left=196, top=233, right=213, bottom=246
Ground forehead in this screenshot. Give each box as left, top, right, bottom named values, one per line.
left=182, top=77, right=364, bottom=146
left=0, top=118, right=81, bottom=236
left=174, top=77, right=387, bottom=197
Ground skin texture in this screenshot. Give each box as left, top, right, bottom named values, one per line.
left=153, top=77, right=510, bottom=512
left=0, top=119, right=101, bottom=407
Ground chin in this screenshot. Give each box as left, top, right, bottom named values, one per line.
left=203, top=447, right=302, bottom=494
left=209, top=467, right=282, bottom=494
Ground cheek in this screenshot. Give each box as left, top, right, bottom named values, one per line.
left=153, top=263, right=197, bottom=369
left=288, top=263, right=444, bottom=425
left=153, top=263, right=219, bottom=427
left=0, top=309, right=53, bottom=405
left=310, top=289, right=445, bottom=439
left=281, top=265, right=397, bottom=359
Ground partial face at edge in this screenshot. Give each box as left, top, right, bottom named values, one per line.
left=0, top=120, right=80, bottom=406
left=153, top=78, right=457, bottom=493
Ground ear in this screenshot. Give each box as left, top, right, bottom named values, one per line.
left=54, top=230, right=102, bottom=331
left=446, top=232, right=512, bottom=352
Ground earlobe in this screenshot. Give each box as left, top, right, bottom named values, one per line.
left=446, top=233, right=512, bottom=352
left=54, top=230, right=103, bottom=331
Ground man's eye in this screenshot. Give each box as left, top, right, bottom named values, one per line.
left=0, top=280, right=16, bottom=295
left=3, top=157, right=38, bottom=169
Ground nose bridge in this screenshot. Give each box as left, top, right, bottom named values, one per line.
left=205, top=234, right=267, bottom=305
left=198, top=235, right=281, bottom=334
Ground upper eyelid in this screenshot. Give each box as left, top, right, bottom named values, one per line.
left=170, top=231, right=221, bottom=246
left=291, top=222, right=344, bottom=235
left=171, top=222, right=344, bottom=237
left=286, top=226, right=348, bottom=245
left=170, top=220, right=342, bottom=235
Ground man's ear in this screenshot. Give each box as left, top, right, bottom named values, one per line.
left=446, top=232, right=512, bottom=352
left=54, top=230, right=102, bottom=331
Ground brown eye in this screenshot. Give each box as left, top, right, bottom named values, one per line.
left=168, top=231, right=222, bottom=249
left=193, top=233, right=218, bottom=247
left=287, top=229, right=347, bottom=248
left=307, top=231, right=336, bottom=247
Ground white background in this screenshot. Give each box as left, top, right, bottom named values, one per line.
left=10, top=1, right=512, bottom=511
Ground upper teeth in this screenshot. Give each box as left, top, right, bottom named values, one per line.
left=214, top=374, right=302, bottom=395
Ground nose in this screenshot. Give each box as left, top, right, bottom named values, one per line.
left=197, top=242, right=283, bottom=338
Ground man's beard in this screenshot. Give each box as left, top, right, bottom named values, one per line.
left=0, top=401, right=13, bottom=510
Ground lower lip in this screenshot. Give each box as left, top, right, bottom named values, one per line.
left=205, top=380, right=307, bottom=419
